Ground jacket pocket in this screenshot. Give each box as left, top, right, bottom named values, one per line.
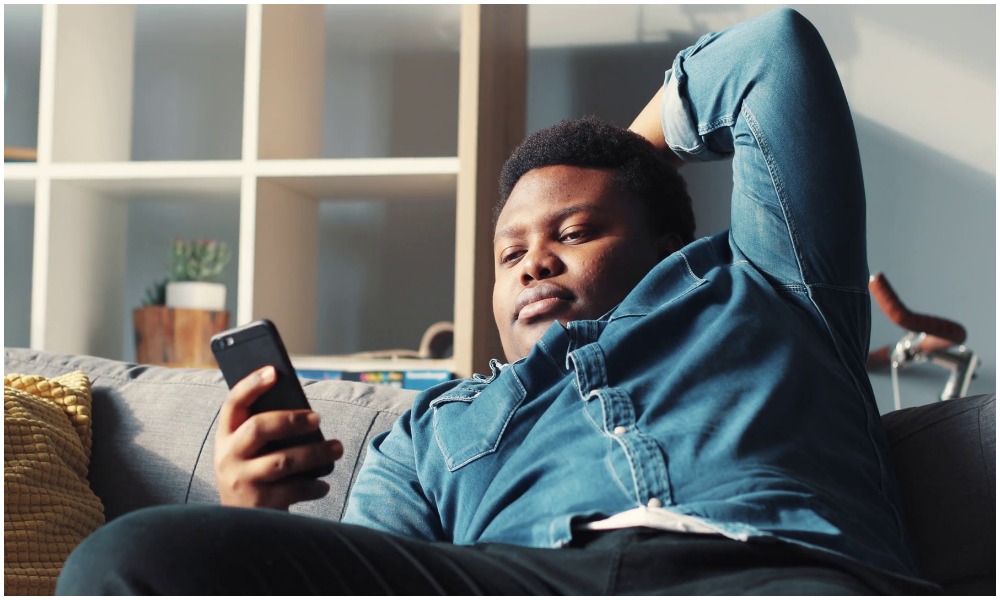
left=430, top=367, right=526, bottom=471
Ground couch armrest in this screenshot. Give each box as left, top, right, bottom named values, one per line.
left=882, top=394, right=996, bottom=594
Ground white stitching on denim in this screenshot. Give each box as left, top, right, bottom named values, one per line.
left=698, top=115, right=736, bottom=135
left=741, top=102, right=808, bottom=287
left=677, top=251, right=707, bottom=284
left=432, top=369, right=527, bottom=471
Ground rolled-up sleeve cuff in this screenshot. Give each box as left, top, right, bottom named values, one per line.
left=661, top=67, right=727, bottom=162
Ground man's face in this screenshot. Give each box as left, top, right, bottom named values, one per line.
left=492, top=165, right=676, bottom=362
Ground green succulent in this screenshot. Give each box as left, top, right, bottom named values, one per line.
left=169, top=238, right=233, bottom=283
left=140, top=239, right=232, bottom=307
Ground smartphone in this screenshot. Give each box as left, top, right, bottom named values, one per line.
left=211, top=319, right=333, bottom=478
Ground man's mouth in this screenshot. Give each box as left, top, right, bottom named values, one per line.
left=514, top=283, right=574, bottom=323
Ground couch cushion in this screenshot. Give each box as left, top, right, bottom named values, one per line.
left=4, top=371, right=105, bottom=595
left=3, top=348, right=415, bottom=523
left=881, top=394, right=996, bottom=594
left=188, top=376, right=413, bottom=522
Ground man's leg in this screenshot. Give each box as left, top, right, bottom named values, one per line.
left=600, top=529, right=933, bottom=595
left=54, top=505, right=610, bottom=595
left=56, top=509, right=933, bottom=595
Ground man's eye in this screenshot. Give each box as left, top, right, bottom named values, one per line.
left=560, top=228, right=590, bottom=243
left=500, top=249, right=524, bottom=265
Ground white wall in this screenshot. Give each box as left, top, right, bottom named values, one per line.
left=526, top=4, right=995, bottom=412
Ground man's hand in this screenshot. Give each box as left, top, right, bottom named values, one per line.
left=213, top=366, right=344, bottom=510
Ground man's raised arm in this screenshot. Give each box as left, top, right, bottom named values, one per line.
left=628, top=9, right=869, bottom=299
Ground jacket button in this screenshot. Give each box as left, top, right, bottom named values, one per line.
left=648, top=498, right=663, bottom=508
left=613, top=426, right=627, bottom=435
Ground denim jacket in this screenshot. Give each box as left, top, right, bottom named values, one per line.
left=344, top=9, right=919, bottom=580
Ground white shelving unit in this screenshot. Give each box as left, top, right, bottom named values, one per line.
left=3, top=4, right=526, bottom=378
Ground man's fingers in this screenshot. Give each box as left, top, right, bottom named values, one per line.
left=216, top=464, right=333, bottom=510
left=230, top=410, right=324, bottom=459
left=218, top=366, right=277, bottom=434
left=262, top=478, right=331, bottom=510
left=242, top=439, right=343, bottom=483
left=215, top=440, right=341, bottom=509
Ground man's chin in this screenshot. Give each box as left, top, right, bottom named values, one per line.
left=509, top=319, right=561, bottom=360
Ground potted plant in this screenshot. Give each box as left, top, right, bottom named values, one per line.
left=132, top=238, right=233, bottom=368
left=164, top=238, right=232, bottom=311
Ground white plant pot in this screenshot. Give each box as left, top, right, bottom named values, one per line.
left=165, top=281, right=227, bottom=311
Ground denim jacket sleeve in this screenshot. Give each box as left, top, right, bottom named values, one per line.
left=662, top=8, right=869, bottom=296
left=341, top=383, right=459, bottom=541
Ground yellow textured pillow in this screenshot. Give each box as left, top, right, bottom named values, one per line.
left=4, top=371, right=105, bottom=596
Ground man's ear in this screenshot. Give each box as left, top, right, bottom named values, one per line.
left=655, top=232, right=684, bottom=259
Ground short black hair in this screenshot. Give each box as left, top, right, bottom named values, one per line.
left=495, top=115, right=695, bottom=244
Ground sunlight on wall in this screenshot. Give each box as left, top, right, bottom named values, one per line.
left=841, top=16, right=995, bottom=176
left=529, top=5, right=773, bottom=48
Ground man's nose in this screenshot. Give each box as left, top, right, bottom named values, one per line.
left=520, top=247, right=564, bottom=284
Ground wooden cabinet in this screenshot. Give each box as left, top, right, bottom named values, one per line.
left=3, top=4, right=525, bottom=377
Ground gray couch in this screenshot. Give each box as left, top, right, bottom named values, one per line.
left=4, top=347, right=995, bottom=594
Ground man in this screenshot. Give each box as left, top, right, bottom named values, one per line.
left=58, top=9, right=935, bottom=594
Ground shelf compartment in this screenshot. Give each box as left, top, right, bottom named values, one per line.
left=322, top=5, right=461, bottom=160
left=254, top=5, right=461, bottom=160
left=34, top=180, right=241, bottom=361
left=4, top=5, right=43, bottom=153
left=121, top=193, right=241, bottom=362
left=4, top=177, right=38, bottom=203
left=4, top=183, right=36, bottom=348
left=244, top=180, right=457, bottom=358
left=33, top=181, right=129, bottom=356
left=131, top=5, right=246, bottom=161
left=312, top=194, right=456, bottom=357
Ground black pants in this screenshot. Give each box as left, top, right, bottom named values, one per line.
left=56, top=505, right=931, bottom=595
